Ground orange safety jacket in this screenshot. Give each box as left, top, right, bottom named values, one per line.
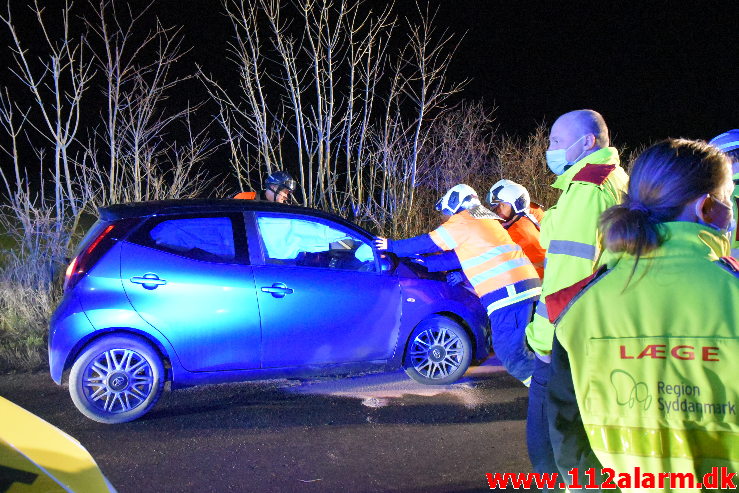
left=506, top=215, right=546, bottom=279
left=234, top=191, right=257, bottom=200
left=529, top=202, right=545, bottom=224
left=428, top=206, right=541, bottom=313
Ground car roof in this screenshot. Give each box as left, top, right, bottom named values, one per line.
left=100, top=199, right=372, bottom=236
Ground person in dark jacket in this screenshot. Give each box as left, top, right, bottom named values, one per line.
left=234, top=171, right=297, bottom=203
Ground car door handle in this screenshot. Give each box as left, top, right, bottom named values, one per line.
left=130, top=273, right=168, bottom=290
left=261, top=283, right=294, bottom=298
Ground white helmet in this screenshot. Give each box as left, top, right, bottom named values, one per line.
left=435, top=184, right=481, bottom=216
left=486, top=179, right=530, bottom=215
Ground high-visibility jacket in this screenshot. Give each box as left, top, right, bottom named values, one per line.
left=428, top=206, right=541, bottom=313
left=732, top=173, right=739, bottom=257
left=547, top=222, right=739, bottom=491
left=506, top=215, right=545, bottom=279
left=525, top=147, right=628, bottom=355
left=234, top=191, right=259, bottom=200
left=529, top=202, right=545, bottom=224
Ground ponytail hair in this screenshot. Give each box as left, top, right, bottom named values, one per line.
left=600, top=138, right=730, bottom=259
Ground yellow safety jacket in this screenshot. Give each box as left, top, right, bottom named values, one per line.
left=731, top=173, right=738, bottom=257
left=428, top=206, right=540, bottom=313
left=0, top=396, right=115, bottom=492
left=550, top=223, right=739, bottom=491
left=526, top=147, right=628, bottom=355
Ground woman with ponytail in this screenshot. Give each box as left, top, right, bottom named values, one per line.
left=545, top=139, right=738, bottom=490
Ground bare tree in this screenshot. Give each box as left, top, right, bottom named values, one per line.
left=418, top=100, right=497, bottom=193
left=201, top=0, right=463, bottom=234
left=0, top=0, right=220, bottom=369
left=1, top=0, right=94, bottom=221
left=492, top=123, right=554, bottom=207
left=86, top=0, right=211, bottom=205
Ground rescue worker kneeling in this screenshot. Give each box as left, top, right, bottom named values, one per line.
left=546, top=139, right=739, bottom=487
left=375, top=184, right=541, bottom=385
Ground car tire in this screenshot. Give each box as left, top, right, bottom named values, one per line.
left=404, top=315, right=472, bottom=385
left=69, top=334, right=165, bottom=424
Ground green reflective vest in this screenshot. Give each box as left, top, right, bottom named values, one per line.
left=556, top=222, right=739, bottom=488
left=526, top=147, right=629, bottom=355
left=731, top=173, right=738, bottom=256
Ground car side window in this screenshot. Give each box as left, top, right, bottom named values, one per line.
left=255, top=214, right=375, bottom=272
left=130, top=215, right=243, bottom=263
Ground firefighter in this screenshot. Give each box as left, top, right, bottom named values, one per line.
left=709, top=129, right=739, bottom=257
left=546, top=139, right=738, bottom=486
left=234, top=170, right=297, bottom=203
left=486, top=179, right=546, bottom=278
left=374, top=184, right=541, bottom=385
left=525, top=109, right=629, bottom=479
left=529, top=201, right=545, bottom=224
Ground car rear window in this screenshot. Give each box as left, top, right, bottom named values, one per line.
left=129, top=215, right=244, bottom=263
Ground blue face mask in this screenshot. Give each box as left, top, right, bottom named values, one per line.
left=545, top=135, right=586, bottom=175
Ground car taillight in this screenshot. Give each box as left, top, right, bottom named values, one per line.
left=64, top=219, right=137, bottom=292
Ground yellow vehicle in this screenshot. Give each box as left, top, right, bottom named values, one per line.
left=0, top=396, right=115, bottom=492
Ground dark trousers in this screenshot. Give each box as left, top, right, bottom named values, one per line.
left=488, top=298, right=537, bottom=382
left=527, top=358, right=561, bottom=490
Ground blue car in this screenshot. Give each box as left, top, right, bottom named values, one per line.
left=50, top=200, right=491, bottom=423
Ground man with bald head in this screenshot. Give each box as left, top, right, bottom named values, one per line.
left=524, top=110, right=628, bottom=481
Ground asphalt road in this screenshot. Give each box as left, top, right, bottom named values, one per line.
left=0, top=358, right=534, bottom=493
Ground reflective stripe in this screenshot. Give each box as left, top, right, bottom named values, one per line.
left=460, top=244, right=521, bottom=270
left=535, top=300, right=548, bottom=318
left=469, top=258, right=530, bottom=286
left=715, top=139, right=739, bottom=152
left=548, top=240, right=597, bottom=261
left=480, top=278, right=541, bottom=306
left=480, top=278, right=541, bottom=309
left=486, top=287, right=541, bottom=314
left=434, top=226, right=457, bottom=249
left=586, top=424, right=739, bottom=461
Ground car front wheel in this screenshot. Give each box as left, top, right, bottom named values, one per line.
left=69, top=334, right=165, bottom=424
left=404, top=316, right=472, bottom=385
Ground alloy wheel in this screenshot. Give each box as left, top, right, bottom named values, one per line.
left=408, top=327, right=465, bottom=380
left=81, top=348, right=155, bottom=414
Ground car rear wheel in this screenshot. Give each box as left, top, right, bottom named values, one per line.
left=69, top=335, right=165, bottom=424
left=404, top=316, right=472, bottom=385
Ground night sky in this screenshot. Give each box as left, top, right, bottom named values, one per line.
left=1, top=1, right=736, bottom=157
left=166, top=0, right=737, bottom=149
left=435, top=1, right=737, bottom=148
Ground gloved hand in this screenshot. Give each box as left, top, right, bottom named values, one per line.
left=446, top=271, right=464, bottom=286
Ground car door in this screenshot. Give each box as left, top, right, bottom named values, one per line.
left=120, top=213, right=262, bottom=372
left=250, top=211, right=402, bottom=368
